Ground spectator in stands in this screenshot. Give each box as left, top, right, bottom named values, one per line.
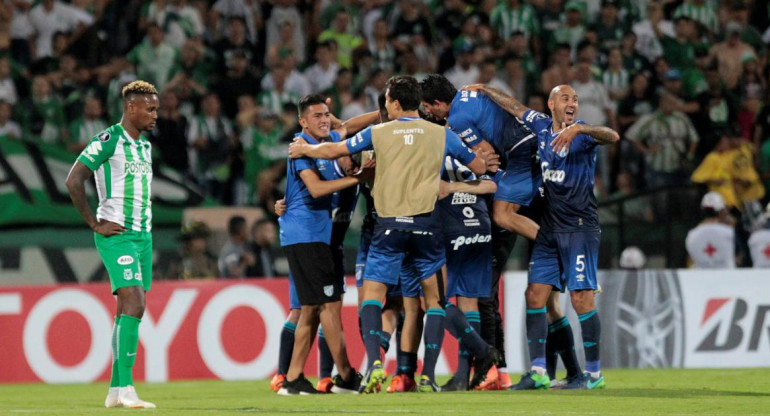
left=620, top=31, right=647, bottom=75
left=658, top=15, right=701, bottom=73
left=673, top=0, right=718, bottom=35
left=541, top=43, right=574, bottom=94
left=552, top=1, right=585, bottom=57
left=219, top=215, right=255, bottom=278
left=477, top=58, right=512, bottom=96
left=258, top=66, right=298, bottom=116
left=610, top=171, right=654, bottom=223
left=369, top=19, right=395, bottom=73
left=17, top=75, right=66, bottom=145
left=127, top=23, right=179, bottom=91
left=0, top=57, right=18, bottom=106
left=305, top=41, right=340, bottom=94
left=265, top=0, right=304, bottom=65
left=188, top=93, right=235, bottom=203
left=501, top=55, right=528, bottom=103
left=341, top=88, right=368, bottom=120
left=29, top=0, right=93, bottom=61
left=730, top=1, right=763, bottom=53
left=390, top=0, right=434, bottom=54
left=172, top=41, right=211, bottom=94
left=149, top=89, right=189, bottom=174
left=211, top=0, right=262, bottom=46
left=319, top=9, right=362, bottom=69
left=67, top=95, right=107, bottom=153
left=489, top=0, right=540, bottom=47
left=246, top=219, right=278, bottom=278
left=602, top=46, right=630, bottom=109
left=685, top=192, right=736, bottom=269
left=323, top=67, right=353, bottom=116
left=693, top=63, right=736, bottom=159
left=617, top=72, right=654, bottom=132
left=633, top=0, right=673, bottom=64
left=141, top=0, right=204, bottom=49
left=7, top=0, right=34, bottom=65
left=167, top=221, right=218, bottom=279
left=445, top=42, right=479, bottom=89
left=266, top=19, right=302, bottom=70
left=0, top=101, right=22, bottom=140
left=216, top=49, right=260, bottom=119
left=737, top=56, right=764, bottom=131
left=626, top=92, right=699, bottom=189
left=748, top=203, right=770, bottom=268
left=215, top=16, right=257, bottom=73
left=709, top=21, right=756, bottom=91
left=363, top=68, right=388, bottom=112
left=592, top=0, right=627, bottom=51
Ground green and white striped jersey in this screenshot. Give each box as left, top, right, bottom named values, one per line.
left=490, top=3, right=540, bottom=41
left=77, top=123, right=153, bottom=232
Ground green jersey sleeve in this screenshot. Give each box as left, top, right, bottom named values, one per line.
left=77, top=130, right=119, bottom=171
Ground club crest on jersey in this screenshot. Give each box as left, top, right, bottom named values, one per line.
left=117, top=255, right=134, bottom=265
left=323, top=285, right=334, bottom=297
left=123, top=268, right=133, bottom=280
left=98, top=132, right=111, bottom=142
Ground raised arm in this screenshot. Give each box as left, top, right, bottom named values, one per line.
left=335, top=111, right=380, bottom=138
left=464, top=84, right=531, bottom=120
left=550, top=123, right=620, bottom=155
left=289, top=138, right=351, bottom=160
left=440, top=179, right=497, bottom=198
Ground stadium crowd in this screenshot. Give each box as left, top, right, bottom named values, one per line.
left=3, top=0, right=770, bottom=265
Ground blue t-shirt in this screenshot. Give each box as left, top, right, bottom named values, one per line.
left=521, top=110, right=600, bottom=232
left=446, top=90, right=533, bottom=167
left=437, top=156, right=492, bottom=237
left=347, top=117, right=476, bottom=230
left=279, top=131, right=342, bottom=246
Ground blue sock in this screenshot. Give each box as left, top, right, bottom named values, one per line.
left=579, top=309, right=601, bottom=374
left=278, top=321, right=296, bottom=375
left=553, top=317, right=581, bottom=378
left=422, top=308, right=446, bottom=380
left=444, top=304, right=488, bottom=357
left=526, top=307, right=547, bottom=370
left=360, top=300, right=384, bottom=368
left=318, top=327, right=334, bottom=378
left=457, top=311, right=481, bottom=380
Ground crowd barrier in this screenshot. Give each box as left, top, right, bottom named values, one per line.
left=1, top=270, right=767, bottom=383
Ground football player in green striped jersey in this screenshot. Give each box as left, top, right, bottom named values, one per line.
left=66, top=80, right=159, bottom=409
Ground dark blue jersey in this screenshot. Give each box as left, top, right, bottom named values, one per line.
left=522, top=110, right=600, bottom=232
left=447, top=90, right=534, bottom=167
left=279, top=131, right=342, bottom=246
left=437, top=156, right=492, bottom=236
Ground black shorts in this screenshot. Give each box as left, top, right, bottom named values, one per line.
left=284, top=242, right=342, bottom=305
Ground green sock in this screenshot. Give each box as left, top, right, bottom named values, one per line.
left=109, top=316, right=120, bottom=388
left=118, top=314, right=141, bottom=387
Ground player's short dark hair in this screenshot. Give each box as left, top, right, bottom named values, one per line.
left=228, top=215, right=247, bottom=235
left=419, top=74, right=457, bottom=105
left=385, top=76, right=421, bottom=111
left=297, top=94, right=327, bottom=117
left=251, top=218, right=274, bottom=234
left=377, top=91, right=386, bottom=112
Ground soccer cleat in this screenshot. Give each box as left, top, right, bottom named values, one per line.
left=316, top=377, right=334, bottom=393
left=469, top=346, right=500, bottom=389
left=104, top=387, right=121, bottom=408
left=510, top=371, right=551, bottom=390
left=417, top=375, right=441, bottom=392
left=441, top=375, right=469, bottom=392
left=330, top=372, right=362, bottom=394
left=358, top=360, right=385, bottom=394
left=497, top=371, right=513, bottom=389
left=270, top=374, right=286, bottom=392
left=474, top=365, right=499, bottom=391
left=552, top=373, right=584, bottom=390
left=585, top=372, right=606, bottom=389
left=386, top=374, right=417, bottom=393
left=117, top=386, right=156, bottom=409
left=278, top=374, right=319, bottom=395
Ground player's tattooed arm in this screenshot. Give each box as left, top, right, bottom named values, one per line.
left=464, top=84, right=530, bottom=120
left=551, top=122, right=620, bottom=154
left=65, top=161, right=126, bottom=236
left=579, top=124, right=620, bottom=145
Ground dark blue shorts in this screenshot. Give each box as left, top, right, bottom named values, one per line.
left=445, top=233, right=492, bottom=298
left=528, top=229, right=600, bottom=292
left=494, top=145, right=541, bottom=206
left=363, top=226, right=445, bottom=298
left=355, top=224, right=402, bottom=296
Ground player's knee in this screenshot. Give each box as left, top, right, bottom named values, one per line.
left=569, top=290, right=596, bottom=314
left=546, top=295, right=563, bottom=321
left=524, top=286, right=548, bottom=308
left=287, top=308, right=301, bottom=323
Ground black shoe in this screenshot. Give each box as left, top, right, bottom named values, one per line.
left=277, top=374, right=319, bottom=395
left=441, top=375, right=469, bottom=391
left=331, top=372, right=362, bottom=394
left=469, top=345, right=500, bottom=389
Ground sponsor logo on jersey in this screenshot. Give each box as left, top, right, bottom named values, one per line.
left=451, top=192, right=477, bottom=205
left=84, top=141, right=102, bottom=160
left=350, top=133, right=362, bottom=147
left=450, top=233, right=492, bottom=250
left=117, top=255, right=134, bottom=265
left=135, top=272, right=142, bottom=281
left=458, top=90, right=478, bottom=102
left=98, top=132, right=111, bottom=142
left=526, top=111, right=547, bottom=123
left=395, top=216, right=414, bottom=224
left=124, top=161, right=152, bottom=175
left=541, top=162, right=565, bottom=183
left=463, top=219, right=480, bottom=227
left=576, top=273, right=585, bottom=282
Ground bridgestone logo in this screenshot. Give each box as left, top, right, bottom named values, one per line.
left=450, top=234, right=491, bottom=250
left=124, top=161, right=152, bottom=175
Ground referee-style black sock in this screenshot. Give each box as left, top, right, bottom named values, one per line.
left=422, top=308, right=446, bottom=380
left=526, top=307, right=548, bottom=371
left=278, top=321, right=296, bottom=375
left=318, top=327, right=333, bottom=379
left=360, top=300, right=384, bottom=368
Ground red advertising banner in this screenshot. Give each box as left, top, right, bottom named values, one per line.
left=0, top=279, right=460, bottom=383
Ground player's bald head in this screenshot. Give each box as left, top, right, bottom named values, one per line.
left=549, top=85, right=575, bottom=101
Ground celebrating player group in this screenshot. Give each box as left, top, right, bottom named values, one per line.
left=67, top=73, right=619, bottom=408
left=273, top=74, right=618, bottom=395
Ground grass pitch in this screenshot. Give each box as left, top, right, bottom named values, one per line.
left=1, top=368, right=768, bottom=415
